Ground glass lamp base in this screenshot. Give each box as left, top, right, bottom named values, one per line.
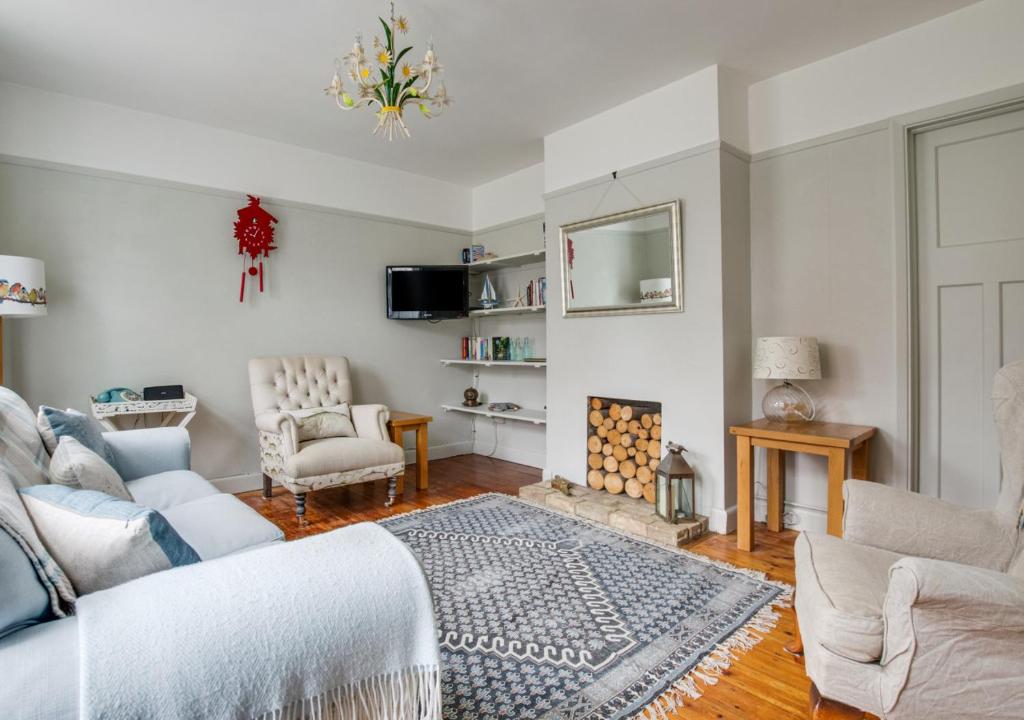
left=762, top=381, right=816, bottom=422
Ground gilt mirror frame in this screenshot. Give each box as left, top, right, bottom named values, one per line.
left=559, top=199, right=683, bottom=318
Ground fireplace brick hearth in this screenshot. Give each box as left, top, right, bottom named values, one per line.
left=519, top=481, right=707, bottom=547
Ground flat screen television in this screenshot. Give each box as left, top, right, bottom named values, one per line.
left=386, top=265, right=468, bottom=319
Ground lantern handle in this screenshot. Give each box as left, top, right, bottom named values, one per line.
left=666, top=441, right=687, bottom=453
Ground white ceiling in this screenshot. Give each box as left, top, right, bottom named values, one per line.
left=0, top=0, right=978, bottom=186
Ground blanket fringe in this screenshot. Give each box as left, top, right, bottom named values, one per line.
left=634, top=596, right=791, bottom=720
left=257, top=665, right=441, bottom=720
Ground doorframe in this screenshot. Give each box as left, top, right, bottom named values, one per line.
left=891, top=83, right=1024, bottom=492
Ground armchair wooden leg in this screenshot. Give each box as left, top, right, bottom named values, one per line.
left=295, top=493, right=307, bottom=521
left=262, top=473, right=272, bottom=500
left=385, top=477, right=398, bottom=507
left=810, top=682, right=863, bottom=719
left=785, top=606, right=804, bottom=656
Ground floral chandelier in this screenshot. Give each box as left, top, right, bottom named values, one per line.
left=324, top=1, right=450, bottom=140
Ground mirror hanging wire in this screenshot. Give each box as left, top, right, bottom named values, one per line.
left=588, top=170, right=646, bottom=220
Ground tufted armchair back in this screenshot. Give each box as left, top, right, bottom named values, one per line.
left=248, top=356, right=354, bottom=415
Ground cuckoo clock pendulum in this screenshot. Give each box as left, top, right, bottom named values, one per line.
left=233, top=195, right=279, bottom=302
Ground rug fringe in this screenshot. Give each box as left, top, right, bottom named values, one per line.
left=256, top=665, right=441, bottom=720
left=634, top=601, right=787, bottom=719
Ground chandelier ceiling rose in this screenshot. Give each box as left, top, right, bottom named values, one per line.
left=324, top=1, right=450, bottom=140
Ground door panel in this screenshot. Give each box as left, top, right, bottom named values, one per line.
left=916, top=108, right=1024, bottom=508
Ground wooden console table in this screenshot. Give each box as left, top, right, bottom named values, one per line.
left=730, top=419, right=876, bottom=551
left=387, top=411, right=432, bottom=495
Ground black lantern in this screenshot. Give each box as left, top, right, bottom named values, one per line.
left=655, top=442, right=696, bottom=524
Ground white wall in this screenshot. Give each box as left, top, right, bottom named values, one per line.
left=0, top=159, right=474, bottom=492
left=749, top=129, right=895, bottom=532
left=0, top=82, right=473, bottom=231
left=472, top=163, right=545, bottom=230
left=546, top=148, right=747, bottom=532
left=544, top=66, right=721, bottom=193
left=748, top=0, right=1024, bottom=153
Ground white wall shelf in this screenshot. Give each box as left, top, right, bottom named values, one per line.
left=442, top=404, right=546, bottom=425
left=441, top=359, right=546, bottom=368
left=469, top=304, right=546, bottom=318
left=467, top=248, right=545, bottom=274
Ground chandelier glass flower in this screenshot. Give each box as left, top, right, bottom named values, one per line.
left=324, top=1, right=450, bottom=140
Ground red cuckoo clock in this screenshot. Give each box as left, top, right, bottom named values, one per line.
left=233, top=195, right=279, bottom=302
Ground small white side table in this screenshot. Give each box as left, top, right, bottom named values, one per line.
left=91, top=393, right=198, bottom=432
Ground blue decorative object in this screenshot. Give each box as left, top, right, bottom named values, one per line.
left=381, top=494, right=788, bottom=719
left=36, top=406, right=115, bottom=466
left=94, top=387, right=142, bottom=404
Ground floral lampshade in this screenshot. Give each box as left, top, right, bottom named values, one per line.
left=0, top=256, right=47, bottom=317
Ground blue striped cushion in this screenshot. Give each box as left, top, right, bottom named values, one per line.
left=0, top=387, right=48, bottom=488
left=18, top=485, right=200, bottom=594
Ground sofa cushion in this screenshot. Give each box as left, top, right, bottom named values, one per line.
left=0, top=527, right=51, bottom=639
left=49, top=436, right=133, bottom=501
left=36, top=406, right=115, bottom=465
left=0, top=616, right=78, bottom=720
left=19, top=485, right=200, bottom=595
left=0, top=470, right=76, bottom=616
left=160, top=494, right=284, bottom=560
left=0, top=387, right=48, bottom=488
left=285, top=437, right=404, bottom=479
left=125, top=470, right=219, bottom=511
left=795, top=532, right=902, bottom=663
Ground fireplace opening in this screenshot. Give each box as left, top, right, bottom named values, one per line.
left=586, top=396, right=662, bottom=503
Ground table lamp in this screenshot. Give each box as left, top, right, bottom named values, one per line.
left=753, top=336, right=820, bottom=422
left=0, top=256, right=47, bottom=386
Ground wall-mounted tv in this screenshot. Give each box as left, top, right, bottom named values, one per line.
left=386, top=265, right=468, bottom=320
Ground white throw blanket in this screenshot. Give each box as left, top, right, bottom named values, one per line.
left=76, top=522, right=441, bottom=720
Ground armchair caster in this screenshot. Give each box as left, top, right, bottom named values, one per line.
left=385, top=476, right=399, bottom=507
left=810, top=683, right=863, bottom=719
left=295, top=492, right=307, bottom=524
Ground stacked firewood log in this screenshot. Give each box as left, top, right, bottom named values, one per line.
left=586, top=397, right=662, bottom=503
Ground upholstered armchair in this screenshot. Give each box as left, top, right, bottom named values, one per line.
left=793, top=359, right=1024, bottom=719
left=248, top=356, right=405, bottom=518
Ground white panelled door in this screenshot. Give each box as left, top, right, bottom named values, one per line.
left=915, top=107, right=1024, bottom=508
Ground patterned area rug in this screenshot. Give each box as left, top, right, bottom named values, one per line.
left=380, top=494, right=790, bottom=720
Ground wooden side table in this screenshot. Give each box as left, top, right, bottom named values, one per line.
left=387, top=411, right=432, bottom=495
left=730, top=419, right=876, bottom=551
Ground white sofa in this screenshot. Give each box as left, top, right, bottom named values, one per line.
left=0, top=411, right=284, bottom=719
left=794, top=359, right=1024, bottom=719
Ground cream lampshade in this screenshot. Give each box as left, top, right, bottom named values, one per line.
left=0, top=256, right=48, bottom=386
left=753, top=336, right=820, bottom=422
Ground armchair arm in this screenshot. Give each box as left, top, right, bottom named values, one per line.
left=842, top=480, right=1018, bottom=571
left=879, top=557, right=1024, bottom=718
left=351, top=404, right=390, bottom=441
left=254, top=412, right=298, bottom=456
left=102, top=427, right=190, bottom=481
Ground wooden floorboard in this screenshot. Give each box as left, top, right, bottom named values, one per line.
left=237, top=454, right=821, bottom=720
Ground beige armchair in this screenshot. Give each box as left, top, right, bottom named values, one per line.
left=794, top=359, right=1024, bottom=719
left=248, top=355, right=405, bottom=518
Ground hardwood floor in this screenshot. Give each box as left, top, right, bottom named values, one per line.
left=237, top=454, right=818, bottom=720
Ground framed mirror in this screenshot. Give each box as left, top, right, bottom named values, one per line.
left=559, top=200, right=682, bottom=317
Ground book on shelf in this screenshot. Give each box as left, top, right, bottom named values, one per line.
left=525, top=275, right=546, bottom=307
